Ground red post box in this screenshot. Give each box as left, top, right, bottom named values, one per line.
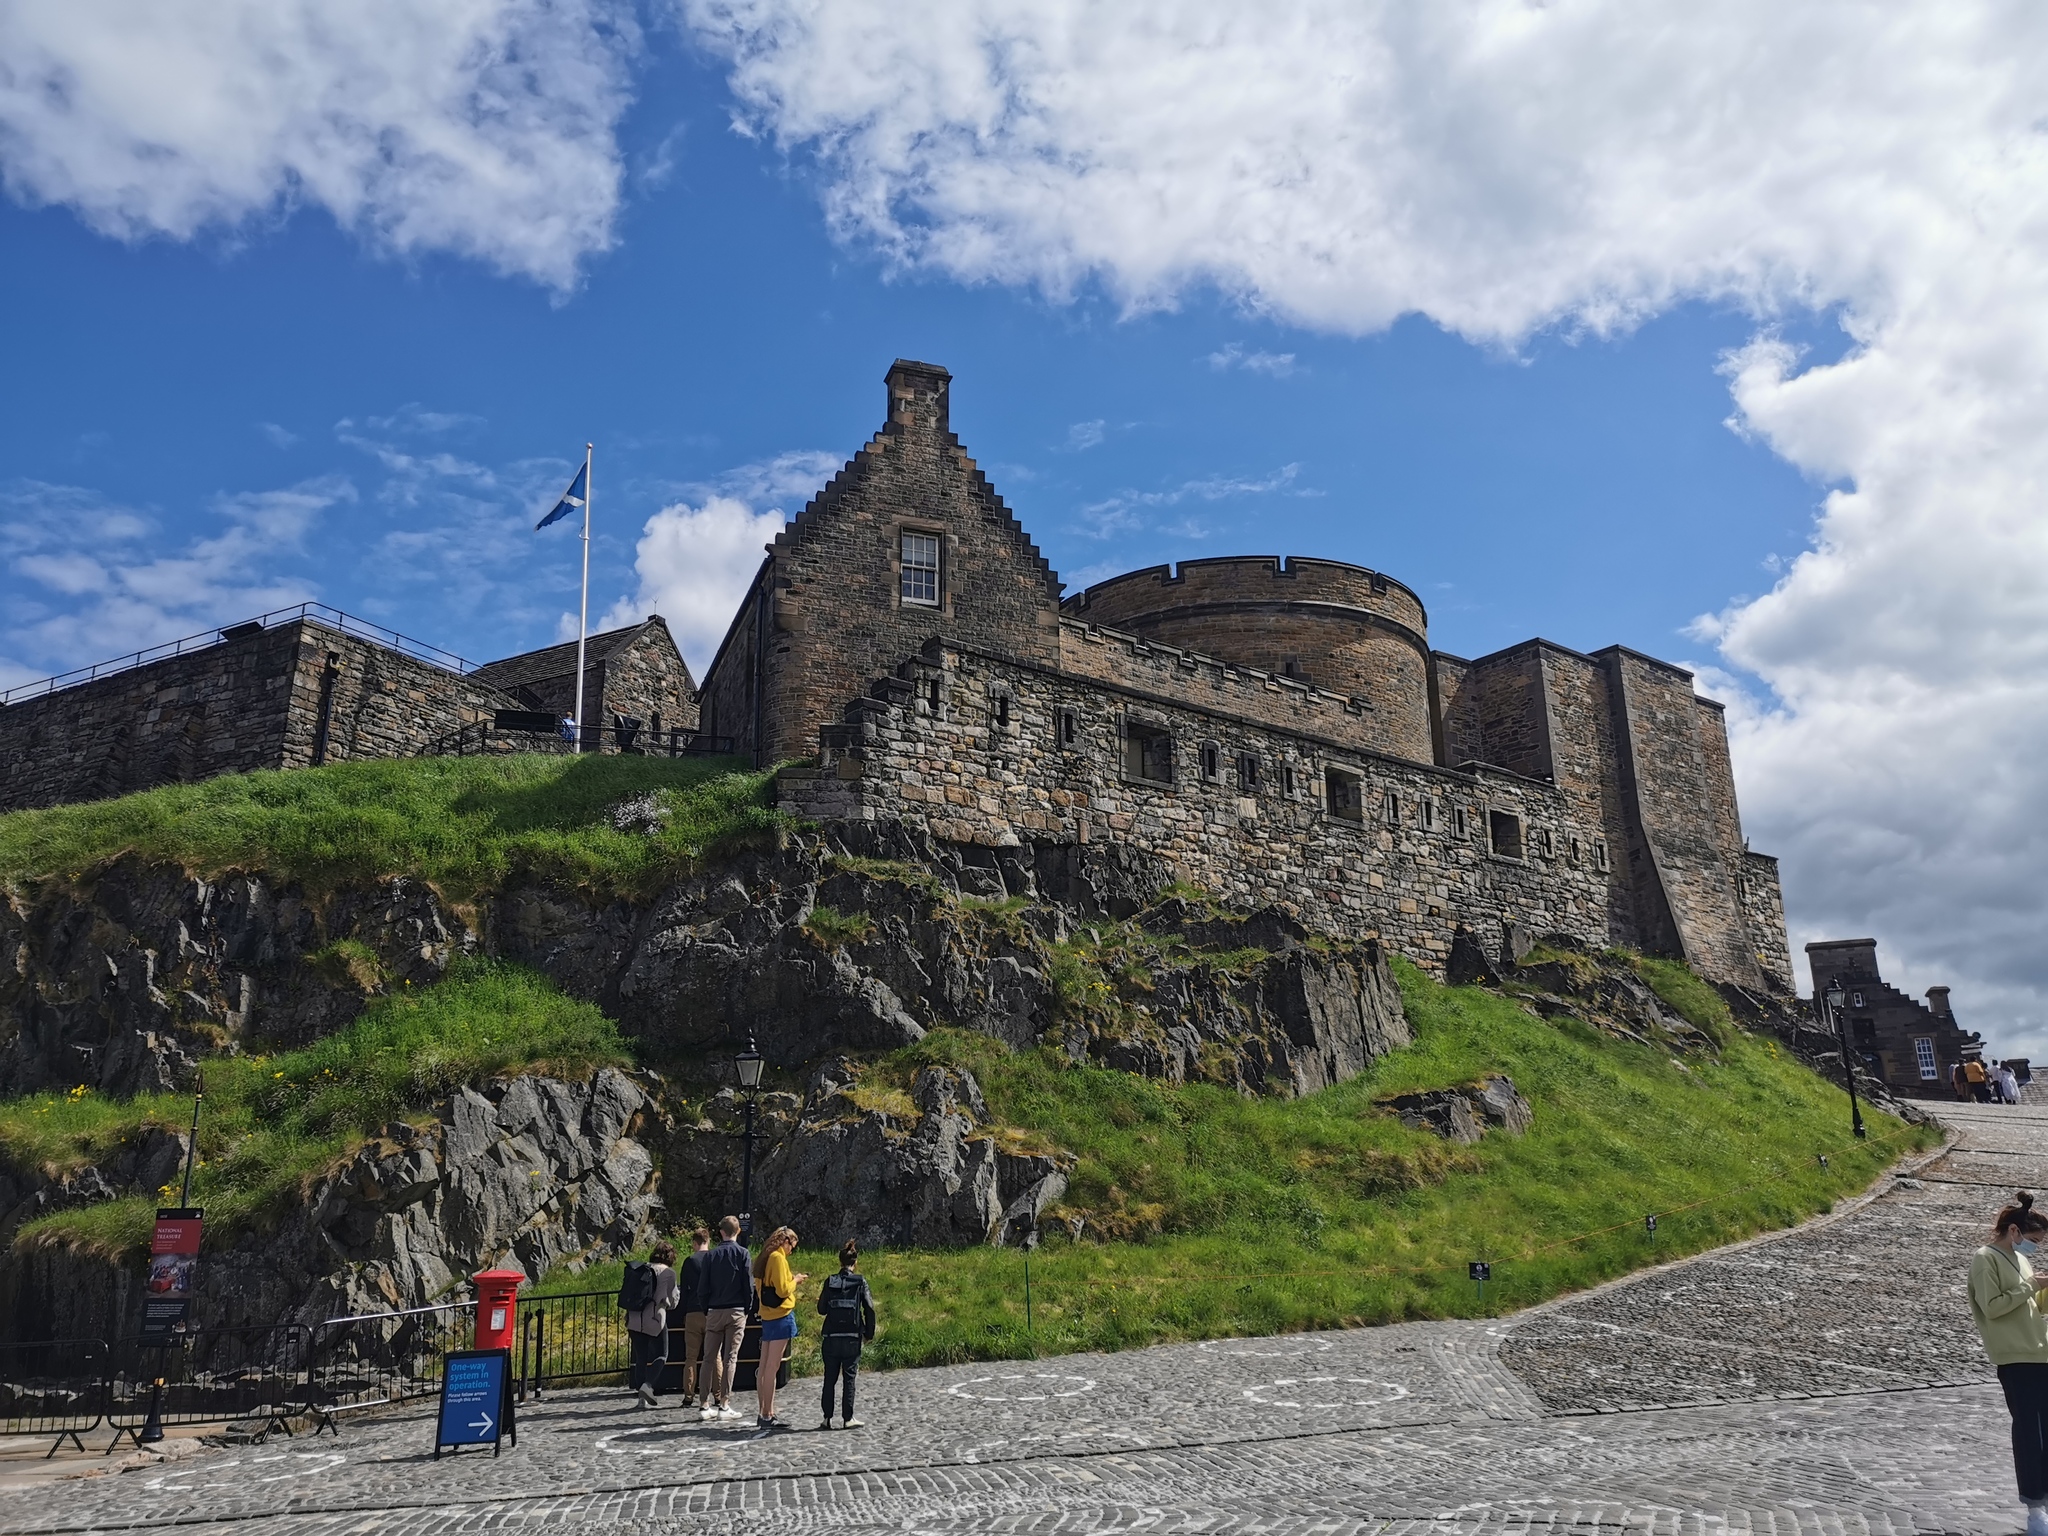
left=473, top=1268, right=525, bottom=1352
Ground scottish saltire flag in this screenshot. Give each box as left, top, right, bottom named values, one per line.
left=536, top=462, right=587, bottom=529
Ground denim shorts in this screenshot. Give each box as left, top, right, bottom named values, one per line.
left=759, top=1314, right=796, bottom=1342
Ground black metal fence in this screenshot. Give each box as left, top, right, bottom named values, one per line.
left=0, top=1339, right=106, bottom=1455
left=423, top=719, right=736, bottom=759
left=518, top=1290, right=627, bottom=1397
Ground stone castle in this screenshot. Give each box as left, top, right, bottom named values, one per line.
left=0, top=358, right=1792, bottom=995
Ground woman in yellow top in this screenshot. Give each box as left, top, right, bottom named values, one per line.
left=753, top=1226, right=807, bottom=1431
left=1969, top=1191, right=2048, bottom=1535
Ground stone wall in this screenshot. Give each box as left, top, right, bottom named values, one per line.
left=0, top=618, right=507, bottom=813
left=1602, top=648, right=1762, bottom=988
left=783, top=637, right=1621, bottom=974
left=599, top=618, right=699, bottom=737
left=1061, top=557, right=1434, bottom=762
left=702, top=360, right=1065, bottom=764
left=1741, top=852, right=1794, bottom=992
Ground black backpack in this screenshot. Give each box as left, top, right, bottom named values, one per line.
left=618, top=1261, right=658, bottom=1312
left=820, top=1272, right=867, bottom=1338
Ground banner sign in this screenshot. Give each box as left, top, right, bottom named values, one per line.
left=435, top=1349, right=514, bottom=1458
left=141, top=1208, right=203, bottom=1341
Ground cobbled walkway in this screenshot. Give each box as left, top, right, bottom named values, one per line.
left=6, top=1100, right=2040, bottom=1536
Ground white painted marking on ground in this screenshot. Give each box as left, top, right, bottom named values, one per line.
left=945, top=1372, right=1097, bottom=1402
left=1198, top=1334, right=1335, bottom=1357
left=1242, top=1376, right=1411, bottom=1409
left=143, top=1452, right=346, bottom=1492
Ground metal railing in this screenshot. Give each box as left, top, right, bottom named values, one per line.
left=0, top=603, right=476, bottom=706
left=302, top=1301, right=473, bottom=1428
left=518, top=1290, right=628, bottom=1398
left=0, top=1339, right=106, bottom=1455
left=105, top=1324, right=310, bottom=1445
left=421, top=721, right=736, bottom=759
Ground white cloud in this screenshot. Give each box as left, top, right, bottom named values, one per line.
left=1209, top=344, right=1297, bottom=378
left=1075, top=463, right=1306, bottom=538
left=0, top=477, right=345, bottom=690
left=682, top=0, right=2048, bottom=1056
left=599, top=452, right=838, bottom=673
left=0, top=0, right=637, bottom=289
left=260, top=423, right=299, bottom=450
left=1066, top=419, right=1106, bottom=451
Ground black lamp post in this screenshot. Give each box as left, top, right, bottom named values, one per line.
left=735, top=1036, right=764, bottom=1241
left=1824, top=978, right=1867, bottom=1139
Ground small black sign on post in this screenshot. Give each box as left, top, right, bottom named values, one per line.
left=435, top=1349, right=515, bottom=1459
left=1645, top=1213, right=1659, bottom=1245
left=1468, top=1260, right=1490, bottom=1307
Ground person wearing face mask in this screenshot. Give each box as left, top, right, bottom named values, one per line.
left=1971, top=1190, right=2048, bottom=1535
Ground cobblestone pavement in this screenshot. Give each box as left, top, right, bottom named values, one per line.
left=5, top=1100, right=2039, bottom=1536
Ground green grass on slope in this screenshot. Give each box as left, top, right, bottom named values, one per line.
left=554, top=959, right=1936, bottom=1375
left=0, top=753, right=780, bottom=900
left=3, top=961, right=627, bottom=1263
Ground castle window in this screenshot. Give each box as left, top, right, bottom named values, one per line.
left=1056, top=708, right=1079, bottom=749
left=1914, top=1037, right=1937, bottom=1081
left=1453, top=805, right=1469, bottom=839
left=1124, top=720, right=1175, bottom=784
left=927, top=676, right=942, bottom=710
left=1531, top=826, right=1552, bottom=857
left=1488, top=810, right=1524, bottom=860
left=1593, top=839, right=1609, bottom=871
left=1326, top=767, right=1364, bottom=823
left=1282, top=656, right=1303, bottom=681
left=1200, top=741, right=1222, bottom=783
left=1282, top=764, right=1297, bottom=797
left=901, top=531, right=940, bottom=606
left=1236, top=752, right=1260, bottom=793
left=1851, top=990, right=1865, bottom=1009
left=993, top=694, right=1011, bottom=729
left=1421, top=799, right=1436, bottom=832
left=1568, top=836, right=1580, bottom=864
left=1382, top=790, right=1401, bottom=827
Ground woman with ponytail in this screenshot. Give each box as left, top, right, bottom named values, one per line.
left=1971, top=1191, right=2048, bottom=1534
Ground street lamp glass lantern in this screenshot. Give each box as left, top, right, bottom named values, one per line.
left=1824, top=983, right=1846, bottom=1012
left=735, top=1040, right=764, bottom=1090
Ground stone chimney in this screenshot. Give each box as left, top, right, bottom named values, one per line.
left=1926, top=985, right=1952, bottom=1017
left=887, top=359, right=951, bottom=434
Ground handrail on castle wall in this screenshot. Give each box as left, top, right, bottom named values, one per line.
left=0, top=603, right=477, bottom=707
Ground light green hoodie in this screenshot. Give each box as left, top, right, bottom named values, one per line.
left=1969, top=1245, right=2048, bottom=1365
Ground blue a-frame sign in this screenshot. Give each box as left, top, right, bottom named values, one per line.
left=435, top=1349, right=515, bottom=1458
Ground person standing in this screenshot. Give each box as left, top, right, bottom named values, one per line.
left=753, top=1226, right=807, bottom=1431
left=695, top=1217, right=752, bottom=1421
left=623, top=1241, right=682, bottom=1408
left=676, top=1227, right=711, bottom=1409
left=1968, top=1058, right=1994, bottom=1103
left=1969, top=1190, right=2048, bottom=1535
left=2001, top=1064, right=2024, bottom=1106
left=816, top=1239, right=877, bottom=1430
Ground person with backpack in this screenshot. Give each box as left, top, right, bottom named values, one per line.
left=621, top=1240, right=682, bottom=1408
left=816, top=1239, right=877, bottom=1430
left=753, top=1226, right=807, bottom=1430
left=1970, top=1191, right=2048, bottom=1534
left=675, top=1227, right=711, bottom=1409
left=695, top=1216, right=752, bottom=1420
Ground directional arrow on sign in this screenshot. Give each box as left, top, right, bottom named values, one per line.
left=470, top=1411, right=494, bottom=1435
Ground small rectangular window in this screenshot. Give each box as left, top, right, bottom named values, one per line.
left=1200, top=741, right=1222, bottom=782
left=1236, top=752, right=1260, bottom=792
left=926, top=676, right=941, bottom=710
left=1124, top=720, right=1174, bottom=784
left=1914, top=1037, right=1938, bottom=1081
left=1568, top=837, right=1581, bottom=864
left=1282, top=656, right=1303, bottom=681
left=1282, top=764, right=1297, bottom=797
left=901, top=531, right=940, bottom=606
left=1488, top=810, right=1524, bottom=860
left=1453, top=805, right=1469, bottom=839
left=1056, top=708, right=1079, bottom=748
left=1382, top=791, right=1401, bottom=827
left=1421, top=799, right=1436, bottom=832
left=1531, top=827, right=1551, bottom=857
left=993, top=695, right=1010, bottom=728
left=1593, top=839, right=1609, bottom=871
left=1326, top=767, right=1364, bottom=823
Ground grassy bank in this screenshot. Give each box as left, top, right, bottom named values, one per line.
left=549, top=960, right=1937, bottom=1375
left=2, top=961, right=627, bottom=1259
left=0, top=753, right=779, bottom=901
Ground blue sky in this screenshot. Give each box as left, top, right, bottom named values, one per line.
left=3, top=1, right=2045, bottom=1055
left=0, top=42, right=1834, bottom=683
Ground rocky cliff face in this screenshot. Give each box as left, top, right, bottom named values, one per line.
left=0, top=817, right=1420, bottom=1333
left=0, top=1068, right=658, bottom=1342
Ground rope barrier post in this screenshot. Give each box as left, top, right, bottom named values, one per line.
left=1468, top=1260, right=1490, bottom=1311
left=1645, top=1213, right=1658, bottom=1248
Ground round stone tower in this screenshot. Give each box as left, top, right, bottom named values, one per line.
left=1062, top=556, right=1434, bottom=763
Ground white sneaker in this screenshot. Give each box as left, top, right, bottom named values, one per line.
left=2026, top=1503, right=2048, bottom=1536
left=637, top=1385, right=656, bottom=1407
left=719, top=1404, right=743, bottom=1420
left=841, top=1416, right=865, bottom=1429
left=698, top=1404, right=717, bottom=1421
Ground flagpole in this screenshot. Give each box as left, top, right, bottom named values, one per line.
left=573, top=443, right=592, bottom=753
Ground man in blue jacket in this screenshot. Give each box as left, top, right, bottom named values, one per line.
left=695, top=1216, right=752, bottom=1420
